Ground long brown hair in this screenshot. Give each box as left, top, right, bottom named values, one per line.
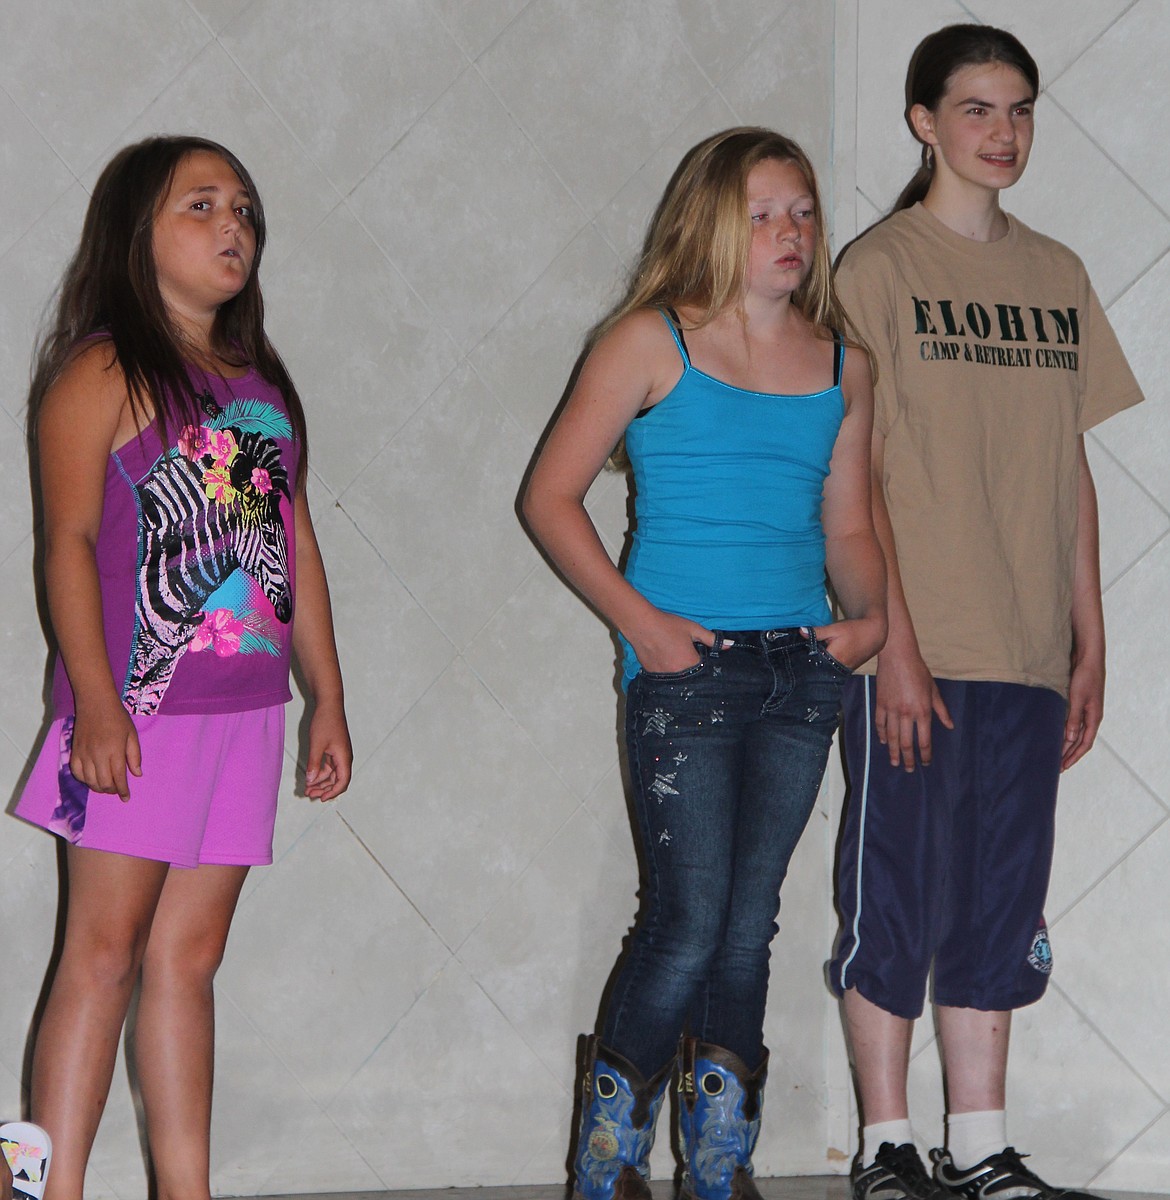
left=28, top=135, right=307, bottom=479
left=894, top=24, right=1040, bottom=212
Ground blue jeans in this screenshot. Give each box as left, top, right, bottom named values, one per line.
left=600, top=628, right=849, bottom=1077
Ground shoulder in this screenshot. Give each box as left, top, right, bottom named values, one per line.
left=838, top=338, right=874, bottom=413
left=40, top=339, right=127, bottom=419
left=836, top=220, right=908, bottom=301
left=1007, top=214, right=1080, bottom=260
left=1006, top=214, right=1088, bottom=276
left=36, top=337, right=135, bottom=460
left=597, top=306, right=676, bottom=352
left=840, top=339, right=872, bottom=387
left=586, top=306, right=682, bottom=379
left=839, top=209, right=918, bottom=265
left=60, top=336, right=119, bottom=378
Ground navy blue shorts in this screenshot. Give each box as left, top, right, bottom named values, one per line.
left=828, top=676, right=1066, bottom=1019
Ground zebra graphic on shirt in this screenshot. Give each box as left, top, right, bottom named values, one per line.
left=124, top=398, right=293, bottom=714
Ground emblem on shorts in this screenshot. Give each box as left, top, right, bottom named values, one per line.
left=1027, top=923, right=1053, bottom=974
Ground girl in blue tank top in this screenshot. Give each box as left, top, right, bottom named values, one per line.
left=525, top=128, right=887, bottom=1200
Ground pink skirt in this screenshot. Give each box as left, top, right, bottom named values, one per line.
left=14, top=707, right=285, bottom=868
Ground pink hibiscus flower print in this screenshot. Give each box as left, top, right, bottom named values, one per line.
left=206, top=428, right=238, bottom=467
left=190, top=608, right=244, bottom=657
left=251, top=466, right=273, bottom=494
left=178, top=424, right=214, bottom=461
left=179, top=425, right=238, bottom=469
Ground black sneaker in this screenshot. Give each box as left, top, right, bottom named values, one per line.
left=930, top=1147, right=1101, bottom=1200
left=854, top=1142, right=952, bottom=1200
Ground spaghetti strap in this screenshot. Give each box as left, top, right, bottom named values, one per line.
left=661, top=307, right=691, bottom=365
left=832, top=332, right=844, bottom=388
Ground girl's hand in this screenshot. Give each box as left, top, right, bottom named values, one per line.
left=70, top=700, right=142, bottom=801
left=812, top=616, right=886, bottom=672
left=627, top=610, right=715, bottom=675
left=304, top=700, right=352, bottom=801
left=1062, top=650, right=1104, bottom=771
left=873, top=642, right=953, bottom=772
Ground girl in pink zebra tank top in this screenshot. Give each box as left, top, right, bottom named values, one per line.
left=13, top=136, right=352, bottom=1200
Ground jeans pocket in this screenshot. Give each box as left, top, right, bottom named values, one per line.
left=639, top=642, right=709, bottom=682
left=810, top=634, right=854, bottom=676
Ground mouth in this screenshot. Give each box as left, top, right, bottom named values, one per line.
left=980, top=153, right=1018, bottom=167
left=221, top=248, right=243, bottom=259
left=776, top=254, right=804, bottom=269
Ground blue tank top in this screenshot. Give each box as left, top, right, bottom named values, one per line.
left=620, top=309, right=845, bottom=686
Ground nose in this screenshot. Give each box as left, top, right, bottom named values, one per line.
left=991, top=112, right=1016, bottom=142
left=777, top=214, right=800, bottom=242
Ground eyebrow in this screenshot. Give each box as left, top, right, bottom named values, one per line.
left=182, top=183, right=252, bottom=200
left=953, top=95, right=1035, bottom=108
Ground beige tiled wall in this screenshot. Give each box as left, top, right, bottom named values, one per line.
left=0, top=2, right=1165, bottom=1195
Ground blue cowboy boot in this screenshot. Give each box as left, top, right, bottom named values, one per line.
left=573, top=1036, right=672, bottom=1199
left=678, top=1038, right=769, bottom=1200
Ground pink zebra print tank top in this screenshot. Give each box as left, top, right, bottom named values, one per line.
left=51, top=364, right=299, bottom=718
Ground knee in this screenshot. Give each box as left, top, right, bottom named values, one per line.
left=645, top=904, right=727, bottom=979
left=64, top=936, right=150, bottom=993
left=61, top=924, right=151, bottom=993
left=718, top=906, right=780, bottom=958
left=710, top=930, right=775, bottom=972
left=143, top=929, right=230, bottom=990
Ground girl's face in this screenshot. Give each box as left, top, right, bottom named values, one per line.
left=744, top=157, right=816, bottom=300
left=912, top=62, right=1035, bottom=195
left=151, top=150, right=257, bottom=323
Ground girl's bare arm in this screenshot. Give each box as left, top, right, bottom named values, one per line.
left=1062, top=436, right=1105, bottom=770
left=818, top=345, right=887, bottom=668
left=38, top=343, right=142, bottom=798
left=291, top=489, right=352, bottom=800
left=523, top=310, right=714, bottom=674
left=866, top=429, right=954, bottom=770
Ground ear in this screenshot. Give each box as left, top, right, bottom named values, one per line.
left=908, top=104, right=938, bottom=147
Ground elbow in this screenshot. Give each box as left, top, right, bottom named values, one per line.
left=43, top=528, right=98, bottom=571
left=520, top=482, right=555, bottom=549
left=520, top=483, right=541, bottom=533
left=873, top=608, right=889, bottom=651
left=521, top=474, right=567, bottom=535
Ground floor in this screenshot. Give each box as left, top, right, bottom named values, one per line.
left=268, top=1181, right=848, bottom=1200
left=266, top=1181, right=1161, bottom=1200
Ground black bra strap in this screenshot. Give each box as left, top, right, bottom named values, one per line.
left=832, top=331, right=844, bottom=388
left=665, top=306, right=691, bottom=362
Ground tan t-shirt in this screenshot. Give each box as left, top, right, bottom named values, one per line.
left=838, top=203, right=1143, bottom=696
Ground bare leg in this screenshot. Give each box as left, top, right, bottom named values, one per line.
left=937, top=1006, right=1010, bottom=1114
left=843, top=987, right=914, bottom=1123
left=135, top=864, right=249, bottom=1200
left=32, top=847, right=170, bottom=1200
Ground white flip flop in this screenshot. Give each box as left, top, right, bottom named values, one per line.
left=0, top=1123, right=52, bottom=1200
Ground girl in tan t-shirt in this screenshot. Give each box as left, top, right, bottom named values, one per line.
left=830, top=23, right=1140, bottom=1200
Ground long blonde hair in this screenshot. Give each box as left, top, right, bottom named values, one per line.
left=600, top=128, right=853, bottom=337
left=598, top=127, right=870, bottom=463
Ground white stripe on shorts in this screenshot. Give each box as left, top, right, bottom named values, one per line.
left=838, top=675, right=873, bottom=988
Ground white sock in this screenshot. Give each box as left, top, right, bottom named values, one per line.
left=946, top=1109, right=1007, bottom=1170
left=862, top=1119, right=915, bottom=1166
